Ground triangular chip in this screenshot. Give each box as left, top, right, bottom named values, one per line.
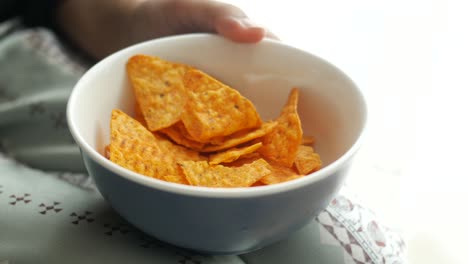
left=109, top=109, right=202, bottom=181
left=181, top=69, right=261, bottom=142
left=226, top=152, right=262, bottom=167
left=209, top=142, right=262, bottom=165
left=133, top=101, right=147, bottom=127
left=294, top=145, right=322, bottom=175
left=104, top=145, right=110, bottom=159
left=160, top=122, right=205, bottom=150
left=251, top=181, right=267, bottom=187
left=200, top=121, right=277, bottom=153
left=110, top=109, right=156, bottom=143
left=110, top=138, right=180, bottom=178
left=109, top=111, right=180, bottom=179
left=179, top=159, right=270, bottom=188
left=163, top=174, right=190, bottom=185
left=260, top=162, right=302, bottom=185
left=301, top=135, right=316, bottom=145
left=259, top=88, right=303, bottom=167
left=127, top=55, right=190, bottom=131
left=152, top=132, right=203, bottom=162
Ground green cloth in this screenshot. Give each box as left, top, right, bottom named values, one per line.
left=0, top=155, right=245, bottom=264
left=0, top=20, right=86, bottom=172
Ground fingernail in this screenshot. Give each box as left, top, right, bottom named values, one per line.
left=237, top=18, right=263, bottom=29
left=266, top=31, right=281, bottom=40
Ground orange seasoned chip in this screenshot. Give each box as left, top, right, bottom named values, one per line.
left=110, top=55, right=323, bottom=188
left=209, top=142, right=262, bottom=165
left=259, top=88, right=303, bottom=167
left=163, top=174, right=190, bottom=185
left=152, top=132, right=204, bottom=163
left=110, top=138, right=179, bottom=179
left=109, top=109, right=203, bottom=181
left=260, top=162, right=302, bottom=185
left=294, top=145, right=322, bottom=175
left=200, top=121, right=277, bottom=153
left=302, top=135, right=316, bottom=145
left=104, top=145, right=110, bottom=159
left=127, top=55, right=190, bottom=131
left=179, top=159, right=270, bottom=188
left=181, top=69, right=261, bottom=142
left=251, top=181, right=267, bottom=187
left=110, top=109, right=177, bottom=178
left=110, top=109, right=156, bottom=143
left=227, top=152, right=262, bottom=167
left=160, top=122, right=205, bottom=150
left=134, top=101, right=147, bottom=127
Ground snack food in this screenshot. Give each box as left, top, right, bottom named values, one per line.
left=258, top=88, right=302, bottom=167
left=181, top=69, right=262, bottom=142
left=127, top=55, right=189, bottom=131
left=107, top=55, right=322, bottom=188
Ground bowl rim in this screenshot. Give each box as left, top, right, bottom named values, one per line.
left=66, top=33, right=368, bottom=198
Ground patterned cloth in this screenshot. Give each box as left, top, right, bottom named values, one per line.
left=0, top=20, right=407, bottom=263
left=0, top=19, right=87, bottom=172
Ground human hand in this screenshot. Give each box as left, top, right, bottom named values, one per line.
left=57, top=0, right=274, bottom=59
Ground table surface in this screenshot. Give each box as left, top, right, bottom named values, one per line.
left=229, top=1, right=468, bottom=263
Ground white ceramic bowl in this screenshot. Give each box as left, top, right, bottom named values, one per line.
left=67, top=33, right=366, bottom=254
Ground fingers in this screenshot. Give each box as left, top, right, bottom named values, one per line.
left=170, top=0, right=272, bottom=43
left=215, top=16, right=265, bottom=43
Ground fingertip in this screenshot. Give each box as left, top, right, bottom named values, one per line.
left=265, top=31, right=281, bottom=41
left=241, top=27, right=266, bottom=43
left=215, top=17, right=266, bottom=43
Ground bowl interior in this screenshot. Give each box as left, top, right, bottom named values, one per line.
left=68, top=34, right=366, bottom=179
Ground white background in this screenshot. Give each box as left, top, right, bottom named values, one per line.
left=226, top=0, right=468, bottom=263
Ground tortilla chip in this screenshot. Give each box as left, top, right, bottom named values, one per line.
left=181, top=69, right=261, bottom=142
left=179, top=159, right=270, bottom=188
left=260, top=162, right=302, bottom=185
left=302, top=135, right=316, bottom=145
left=127, top=55, right=189, bottom=131
left=163, top=174, right=190, bottom=185
left=152, top=132, right=204, bottom=163
left=104, top=145, right=110, bottom=159
left=134, top=101, right=147, bottom=127
left=200, top=121, right=277, bottom=153
left=251, top=181, right=267, bottom=187
left=110, top=109, right=156, bottom=143
left=109, top=109, right=202, bottom=180
left=110, top=55, right=323, bottom=188
left=294, top=145, right=322, bottom=175
left=110, top=138, right=179, bottom=179
left=160, top=122, right=205, bottom=150
left=209, top=142, right=262, bottom=165
left=227, top=152, right=262, bottom=167
left=259, top=88, right=303, bottom=167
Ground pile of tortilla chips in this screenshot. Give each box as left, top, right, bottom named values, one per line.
left=107, top=55, right=321, bottom=188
